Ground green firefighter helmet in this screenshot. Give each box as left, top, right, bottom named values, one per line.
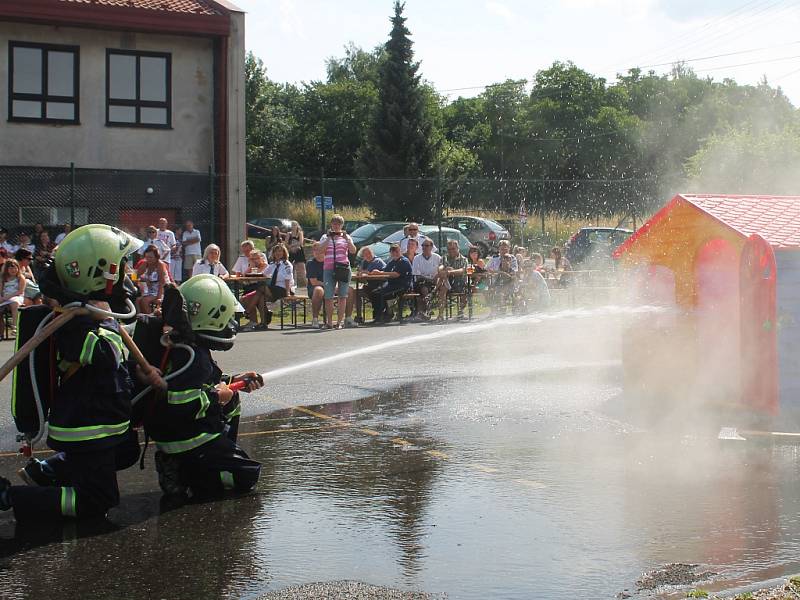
left=180, top=274, right=244, bottom=332
left=54, top=224, right=143, bottom=296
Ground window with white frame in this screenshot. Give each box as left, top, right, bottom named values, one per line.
left=106, top=49, right=171, bottom=127
left=19, top=207, right=89, bottom=226
left=8, top=42, right=79, bottom=123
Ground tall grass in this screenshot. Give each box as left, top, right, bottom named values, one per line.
left=247, top=196, right=640, bottom=250
left=249, top=198, right=373, bottom=230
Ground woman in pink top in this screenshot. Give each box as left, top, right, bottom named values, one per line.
left=319, top=214, right=356, bottom=329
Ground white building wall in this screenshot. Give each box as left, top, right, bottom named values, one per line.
left=777, top=251, right=800, bottom=409
left=0, top=22, right=214, bottom=173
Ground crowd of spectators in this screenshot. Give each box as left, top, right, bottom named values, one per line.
left=0, top=214, right=570, bottom=337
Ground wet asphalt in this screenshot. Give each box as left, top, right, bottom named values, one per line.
left=2, top=308, right=800, bottom=599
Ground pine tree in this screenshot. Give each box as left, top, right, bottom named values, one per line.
left=357, top=1, right=437, bottom=220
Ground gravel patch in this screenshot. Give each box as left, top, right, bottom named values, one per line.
left=256, top=581, right=447, bottom=600
left=636, top=563, right=717, bottom=591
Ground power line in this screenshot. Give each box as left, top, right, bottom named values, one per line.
left=621, top=0, right=774, bottom=66
left=641, top=0, right=794, bottom=66
left=692, top=52, right=800, bottom=73
left=437, top=40, right=800, bottom=99
left=634, top=40, right=800, bottom=70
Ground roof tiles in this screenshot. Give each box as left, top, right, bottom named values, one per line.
left=58, top=0, right=224, bottom=16
left=684, top=194, right=800, bottom=250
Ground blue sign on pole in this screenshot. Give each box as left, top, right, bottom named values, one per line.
left=314, top=196, right=334, bottom=210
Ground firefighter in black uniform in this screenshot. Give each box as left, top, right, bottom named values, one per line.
left=140, top=274, right=262, bottom=498
left=0, top=224, right=160, bottom=520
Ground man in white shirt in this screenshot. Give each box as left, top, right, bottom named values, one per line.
left=157, top=218, right=177, bottom=267
left=411, top=239, right=441, bottom=320
left=143, top=225, right=170, bottom=266
left=181, top=220, right=202, bottom=280
left=54, top=224, right=71, bottom=245
left=399, top=223, right=437, bottom=255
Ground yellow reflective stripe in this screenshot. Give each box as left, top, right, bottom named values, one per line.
left=167, top=390, right=203, bottom=404
left=196, top=391, right=210, bottom=420
left=49, top=421, right=129, bottom=442
left=97, top=328, right=124, bottom=367
left=60, top=487, right=77, bottom=517
left=220, top=471, right=235, bottom=490
left=226, top=404, right=242, bottom=420
left=79, top=332, right=99, bottom=366
left=152, top=431, right=221, bottom=455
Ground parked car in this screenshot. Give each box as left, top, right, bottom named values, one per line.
left=442, top=215, right=510, bottom=257
left=306, top=219, right=370, bottom=241
left=246, top=217, right=291, bottom=239
left=363, top=225, right=472, bottom=262
left=564, top=227, right=633, bottom=266
left=350, top=221, right=408, bottom=250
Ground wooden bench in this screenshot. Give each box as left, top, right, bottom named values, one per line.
left=277, top=296, right=308, bottom=330
left=397, top=293, right=421, bottom=322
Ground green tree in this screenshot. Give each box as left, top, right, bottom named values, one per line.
left=686, top=125, right=800, bottom=194
left=357, top=1, right=438, bottom=220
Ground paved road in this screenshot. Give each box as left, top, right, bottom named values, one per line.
left=0, top=318, right=465, bottom=452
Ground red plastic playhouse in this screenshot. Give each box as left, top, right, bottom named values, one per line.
left=613, top=194, right=800, bottom=415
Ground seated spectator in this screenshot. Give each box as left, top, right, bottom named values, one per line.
left=242, top=245, right=294, bottom=331
left=54, top=223, right=71, bottom=245
left=0, top=229, right=15, bottom=253
left=467, top=245, right=487, bottom=288
left=403, top=237, right=418, bottom=265
left=33, top=230, right=55, bottom=281
left=435, top=239, right=468, bottom=321
left=355, top=246, right=385, bottom=321
left=530, top=252, right=545, bottom=272
left=369, top=244, right=412, bottom=324
left=192, top=243, right=229, bottom=278
left=16, top=232, right=35, bottom=254
left=231, top=240, right=255, bottom=276
left=521, top=258, right=551, bottom=311
left=14, top=248, right=41, bottom=304
left=136, top=245, right=168, bottom=314
left=550, top=246, right=572, bottom=287
left=241, top=251, right=269, bottom=328
left=306, top=242, right=325, bottom=329
left=0, top=259, right=26, bottom=334
left=487, top=240, right=519, bottom=314
left=411, top=239, right=441, bottom=320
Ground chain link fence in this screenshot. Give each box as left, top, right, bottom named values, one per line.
left=246, top=173, right=655, bottom=249
left=0, top=165, right=222, bottom=243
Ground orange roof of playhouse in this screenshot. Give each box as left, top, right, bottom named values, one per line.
left=615, top=194, right=800, bottom=258
left=57, top=0, right=225, bottom=15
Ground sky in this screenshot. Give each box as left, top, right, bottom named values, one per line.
left=233, top=0, right=800, bottom=106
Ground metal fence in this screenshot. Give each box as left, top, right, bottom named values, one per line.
left=0, top=165, right=222, bottom=243
left=246, top=173, right=656, bottom=230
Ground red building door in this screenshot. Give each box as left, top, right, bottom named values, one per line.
left=740, top=234, right=778, bottom=414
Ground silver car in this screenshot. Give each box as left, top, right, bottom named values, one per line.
left=442, top=215, right=510, bottom=256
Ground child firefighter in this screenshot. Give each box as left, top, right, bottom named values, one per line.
left=137, top=274, right=263, bottom=499
left=0, top=224, right=163, bottom=520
